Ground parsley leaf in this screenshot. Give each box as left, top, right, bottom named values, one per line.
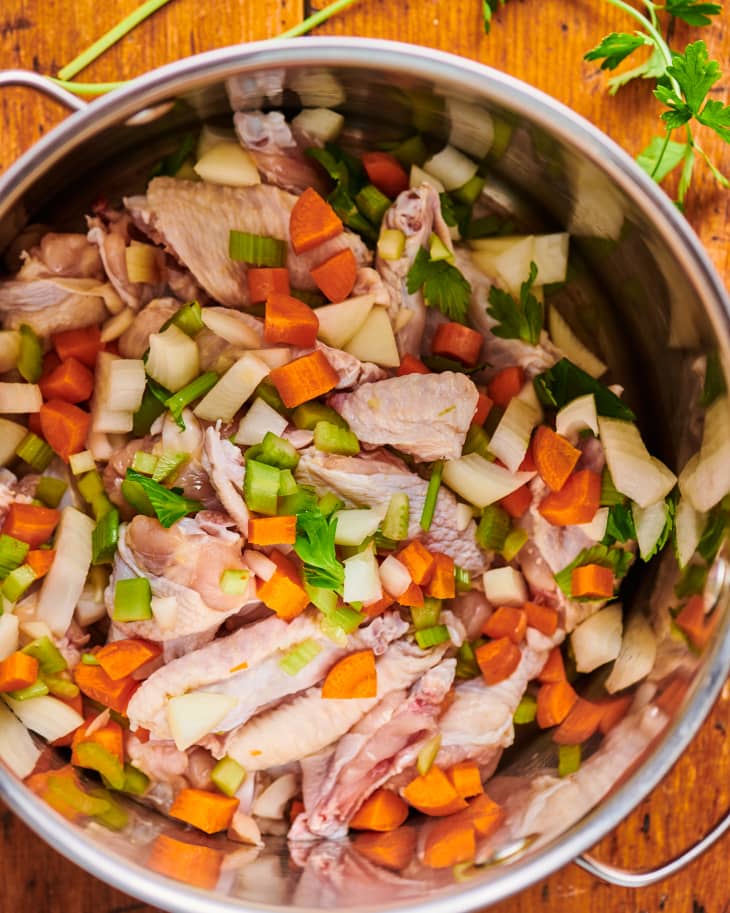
left=698, top=98, right=730, bottom=143
left=534, top=358, right=636, bottom=421
left=483, top=0, right=508, bottom=33
left=554, top=545, right=634, bottom=599
left=656, top=41, right=721, bottom=122
left=665, top=0, right=722, bottom=27
left=641, top=499, right=675, bottom=562
left=486, top=261, right=542, bottom=345
left=406, top=246, right=472, bottom=324
left=636, top=136, right=688, bottom=182
left=584, top=32, right=649, bottom=71
left=607, top=45, right=666, bottom=95
left=602, top=503, right=637, bottom=545
left=306, top=144, right=377, bottom=241
left=125, top=469, right=202, bottom=528
left=294, top=509, right=345, bottom=591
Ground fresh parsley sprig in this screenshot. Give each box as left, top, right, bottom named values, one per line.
left=294, top=509, right=345, bottom=592
left=125, top=469, right=202, bottom=528
left=486, top=261, right=542, bottom=345
left=406, top=246, right=472, bottom=324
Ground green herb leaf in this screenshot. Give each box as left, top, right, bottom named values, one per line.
left=486, top=261, right=542, bottom=345
left=642, top=498, right=676, bottom=562
left=602, top=503, right=637, bottom=545
left=697, top=98, right=730, bottom=143
left=294, top=509, right=345, bottom=591
left=533, top=358, right=636, bottom=420
left=406, top=246, right=472, bottom=324
left=124, top=469, right=202, bottom=528
left=554, top=545, right=634, bottom=598
left=665, top=0, right=722, bottom=27
left=584, top=32, right=648, bottom=71
left=636, top=136, right=688, bottom=182
left=607, top=45, right=666, bottom=94
left=656, top=41, right=721, bottom=121
left=483, top=0, right=508, bottom=33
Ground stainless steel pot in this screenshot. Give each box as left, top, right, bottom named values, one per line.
left=1, top=37, right=730, bottom=913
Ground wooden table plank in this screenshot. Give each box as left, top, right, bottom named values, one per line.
left=1, top=2, right=730, bottom=912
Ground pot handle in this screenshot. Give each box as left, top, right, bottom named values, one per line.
left=575, top=808, right=730, bottom=887
left=0, top=70, right=86, bottom=112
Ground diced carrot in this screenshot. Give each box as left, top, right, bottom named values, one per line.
left=26, top=766, right=82, bottom=821
left=538, top=469, right=601, bottom=526
left=95, top=639, right=163, bottom=681
left=396, top=582, right=424, bottom=608
left=0, top=652, right=39, bottom=692
left=135, top=727, right=152, bottom=744
left=472, top=391, right=493, bottom=427
left=264, top=293, right=319, bottom=348
left=349, top=788, right=409, bottom=832
left=257, top=550, right=309, bottom=620
left=462, top=793, right=505, bottom=838
left=322, top=649, right=377, bottom=699
left=39, top=357, right=95, bottom=404
left=426, top=552, right=455, bottom=600
left=519, top=438, right=536, bottom=472
left=361, top=151, right=409, bottom=198
left=247, top=267, right=290, bottom=304
left=402, top=765, right=468, bottom=816
left=27, top=412, right=42, bottom=436
left=50, top=692, right=85, bottom=747
left=538, top=646, right=566, bottom=683
left=676, top=594, right=717, bottom=650
left=447, top=761, right=483, bottom=799
left=52, top=325, right=102, bottom=368
left=397, top=354, right=430, bottom=376
left=289, top=187, right=343, bottom=254
left=596, top=694, right=633, bottom=734
left=571, top=563, right=614, bottom=599
left=73, top=663, right=138, bottom=715
left=432, top=322, right=483, bottom=368
left=499, top=484, right=531, bottom=519
left=3, top=503, right=60, bottom=547
left=482, top=606, right=527, bottom=644
left=552, top=697, right=605, bottom=744
left=269, top=350, right=340, bottom=408
left=362, top=594, right=395, bottom=618
left=487, top=366, right=524, bottom=408
left=352, top=826, right=417, bottom=871
left=71, top=717, right=125, bottom=766
left=475, top=637, right=521, bottom=685
left=147, top=833, right=224, bottom=889
left=41, top=350, right=61, bottom=377
left=25, top=549, right=55, bottom=579
left=655, top=677, right=690, bottom=716
left=169, top=787, right=239, bottom=834
left=309, top=247, right=358, bottom=303
left=397, top=540, right=435, bottom=586
left=533, top=425, right=582, bottom=492
left=248, top=515, right=297, bottom=546
left=536, top=680, right=578, bottom=728
left=39, top=400, right=91, bottom=462
left=289, top=798, right=305, bottom=824
left=423, top=816, right=476, bottom=869
left=523, top=601, right=558, bottom=637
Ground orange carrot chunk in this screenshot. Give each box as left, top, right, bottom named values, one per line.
left=257, top=551, right=309, bottom=620
left=553, top=697, right=605, bottom=744
left=397, top=354, right=431, bottom=376
left=289, top=187, right=343, bottom=254
left=361, top=151, right=409, bottom=198
left=52, top=325, right=102, bottom=368
left=0, top=652, right=39, bottom=692
left=169, top=787, right=239, bottom=834
left=310, top=247, right=358, bottom=303
left=482, top=606, right=528, bottom=644
left=426, top=552, right=455, bottom=600
left=39, top=400, right=91, bottom=462
left=396, top=581, right=424, bottom=608
left=25, top=549, right=55, bottom=579
left=463, top=793, right=506, bottom=838
left=95, top=639, right=162, bottom=682
left=3, top=503, right=60, bottom=547
left=402, top=765, right=468, bottom=817
left=423, top=817, right=476, bottom=869
left=676, top=593, right=717, bottom=650
left=571, top=563, right=614, bottom=599
left=264, top=293, right=319, bottom=348
left=349, top=788, right=409, bottom=832
left=432, top=322, right=483, bottom=368
left=475, top=637, right=521, bottom=685
left=447, top=761, right=484, bottom=799
left=362, top=594, right=395, bottom=618
left=538, top=646, right=566, bottom=683
left=533, top=425, right=582, bottom=492
left=524, top=601, right=559, bottom=637
left=71, top=717, right=125, bottom=766
left=352, top=826, right=417, bottom=871
left=247, top=267, right=290, bottom=304
left=269, top=350, right=340, bottom=408
left=487, top=366, right=524, bottom=408
left=39, top=357, right=94, bottom=404
left=248, top=515, right=297, bottom=546
left=322, top=649, right=377, bottom=699
left=73, top=663, right=138, bottom=715
left=472, top=391, right=493, bottom=426
left=536, top=680, right=578, bottom=728
left=397, top=540, right=435, bottom=586
left=596, top=694, right=633, bottom=734
left=538, top=469, right=601, bottom=526
left=499, top=484, right=531, bottom=519
left=147, top=834, right=223, bottom=890
left=50, top=692, right=85, bottom=747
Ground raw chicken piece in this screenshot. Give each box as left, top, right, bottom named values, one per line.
left=233, top=111, right=329, bottom=196
left=126, top=733, right=188, bottom=785
left=292, top=659, right=456, bottom=840
left=201, top=426, right=249, bottom=536
left=125, top=179, right=369, bottom=307
left=18, top=232, right=103, bottom=280
left=313, top=343, right=387, bottom=389
left=376, top=184, right=453, bottom=356
left=351, top=267, right=391, bottom=307
left=118, top=297, right=180, bottom=358
left=296, top=448, right=488, bottom=573
left=448, top=590, right=492, bottom=640
left=0, top=277, right=107, bottom=336
left=330, top=372, right=478, bottom=461
left=221, top=641, right=448, bottom=771
left=87, top=213, right=165, bottom=310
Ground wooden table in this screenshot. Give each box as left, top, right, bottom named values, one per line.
left=1, top=1, right=729, bottom=911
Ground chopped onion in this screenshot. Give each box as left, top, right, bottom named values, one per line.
left=548, top=307, right=607, bottom=379
left=87, top=430, right=114, bottom=461
left=101, top=307, right=135, bottom=343
left=69, top=450, right=96, bottom=476
left=235, top=398, right=288, bottom=446
left=344, top=307, right=400, bottom=368
left=290, top=69, right=345, bottom=107
left=252, top=773, right=299, bottom=820
left=0, top=330, right=20, bottom=373
left=150, top=595, right=177, bottom=632
left=632, top=500, right=669, bottom=560
left=410, top=164, right=446, bottom=193
left=4, top=694, right=84, bottom=742
left=194, top=141, right=261, bottom=187
left=333, top=509, right=383, bottom=547
left=125, top=241, right=160, bottom=283
left=471, top=236, right=535, bottom=295
left=598, top=418, right=677, bottom=509
left=243, top=549, right=276, bottom=582
left=0, top=383, right=42, bottom=414
left=379, top=555, right=412, bottom=598
left=482, top=567, right=528, bottom=606
left=251, top=348, right=293, bottom=369
left=605, top=612, right=656, bottom=694
left=679, top=395, right=730, bottom=512
left=443, top=453, right=536, bottom=508
left=109, top=358, right=147, bottom=413
left=18, top=619, right=52, bottom=643
left=532, top=234, right=570, bottom=286
left=167, top=692, right=238, bottom=751
left=556, top=394, right=598, bottom=438
left=488, top=394, right=540, bottom=472
left=197, top=124, right=236, bottom=159
left=161, top=409, right=202, bottom=454
left=147, top=324, right=200, bottom=393
left=446, top=97, right=494, bottom=158
left=75, top=581, right=108, bottom=628
left=455, top=502, right=474, bottom=532
left=571, top=604, right=623, bottom=673
left=0, top=613, right=19, bottom=661
left=0, top=418, right=27, bottom=467
left=315, top=295, right=375, bottom=349
left=377, top=229, right=406, bottom=262
left=674, top=498, right=706, bottom=569
left=575, top=506, right=609, bottom=542
left=0, top=700, right=40, bottom=778
left=92, top=353, right=135, bottom=434
left=291, top=108, right=344, bottom=144
left=423, top=145, right=478, bottom=192
left=343, top=543, right=382, bottom=605
left=36, top=506, right=94, bottom=636
left=201, top=308, right=262, bottom=349
left=194, top=352, right=270, bottom=422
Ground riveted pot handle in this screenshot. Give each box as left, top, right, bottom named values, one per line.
left=575, top=808, right=730, bottom=887
left=0, top=70, right=86, bottom=112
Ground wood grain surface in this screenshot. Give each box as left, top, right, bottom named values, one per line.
left=1, top=2, right=730, bottom=911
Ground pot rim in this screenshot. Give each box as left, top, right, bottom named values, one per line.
left=1, top=36, right=730, bottom=913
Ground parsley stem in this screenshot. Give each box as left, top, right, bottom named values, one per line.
left=650, top=128, right=673, bottom=180
left=277, top=0, right=360, bottom=37
left=603, top=0, right=673, bottom=71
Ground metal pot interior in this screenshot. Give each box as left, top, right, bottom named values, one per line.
left=1, top=40, right=729, bottom=913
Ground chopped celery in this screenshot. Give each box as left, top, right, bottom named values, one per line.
left=113, top=577, right=152, bottom=622
left=600, top=468, right=624, bottom=506
left=415, top=624, right=450, bottom=649
left=22, top=636, right=66, bottom=675
left=463, top=424, right=492, bottom=459
left=75, top=741, right=126, bottom=790
left=318, top=493, right=345, bottom=518
left=165, top=371, right=218, bottom=427
left=291, top=402, right=348, bottom=430
left=513, top=694, right=537, bottom=724
left=119, top=479, right=155, bottom=517
left=211, top=756, right=246, bottom=798
left=152, top=451, right=189, bottom=483
left=455, top=640, right=480, bottom=678
left=305, top=582, right=339, bottom=615
left=132, top=385, right=167, bottom=437
left=453, top=174, right=485, bottom=206
left=390, top=134, right=428, bottom=167
left=429, top=232, right=452, bottom=262
left=420, top=461, right=444, bottom=532
left=416, top=732, right=442, bottom=776
left=502, top=527, right=528, bottom=562
left=219, top=568, right=250, bottom=595
left=244, top=460, right=280, bottom=515
left=321, top=604, right=364, bottom=634
left=377, top=228, right=406, bottom=261
left=81, top=653, right=101, bottom=665
left=131, top=451, right=158, bottom=476
left=374, top=531, right=398, bottom=551
left=355, top=184, right=391, bottom=224
left=675, top=563, right=708, bottom=598
left=35, top=477, right=67, bottom=508
left=77, top=470, right=105, bottom=504
left=16, top=433, right=53, bottom=472
left=0, top=535, right=29, bottom=578
left=18, top=325, right=42, bottom=383
left=46, top=773, right=110, bottom=817
left=7, top=679, right=49, bottom=700
left=229, top=230, right=287, bottom=267
left=278, top=470, right=299, bottom=497
left=43, top=675, right=80, bottom=699
left=278, top=638, right=322, bottom=676
left=454, top=565, right=471, bottom=592
left=411, top=597, right=442, bottom=630
left=558, top=744, right=582, bottom=777
left=255, top=381, right=290, bottom=417
left=167, top=300, right=204, bottom=338
left=121, top=763, right=150, bottom=795
left=260, top=432, right=299, bottom=470
left=88, top=787, right=129, bottom=831
left=92, top=509, right=120, bottom=565
left=476, top=505, right=510, bottom=551
left=279, top=485, right=317, bottom=515
left=313, top=421, right=360, bottom=456
left=2, top=565, right=36, bottom=602
left=381, top=493, right=409, bottom=541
